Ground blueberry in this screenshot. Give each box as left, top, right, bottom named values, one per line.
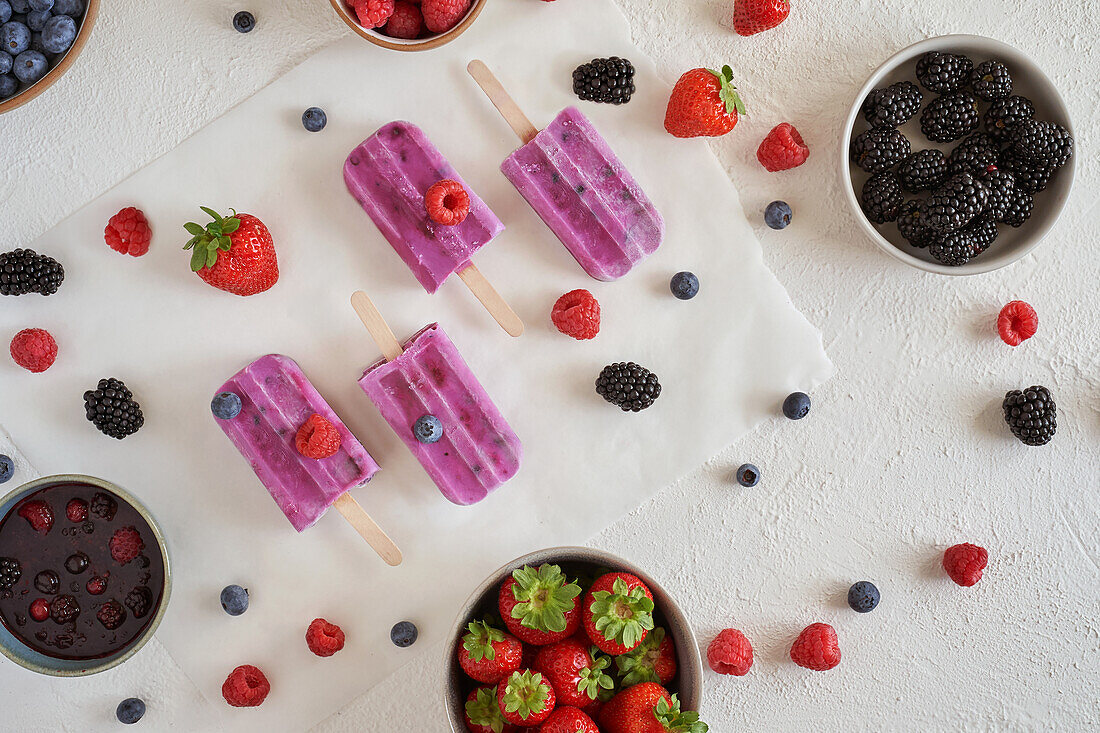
left=116, top=698, right=146, bottom=725
left=669, top=271, right=699, bottom=300
left=232, top=10, right=254, bottom=33
left=847, top=581, right=880, bottom=613
left=0, top=51, right=9, bottom=75
left=39, top=13, right=72, bottom=53
left=25, top=8, right=46, bottom=30
left=390, top=620, right=417, bottom=648
left=764, top=200, right=792, bottom=229
left=301, top=106, right=327, bottom=132
left=0, top=1, right=10, bottom=24
left=211, top=391, right=243, bottom=420
left=0, top=454, right=13, bottom=484
left=26, top=0, right=50, bottom=11
left=0, top=72, right=14, bottom=97
left=782, top=391, right=811, bottom=420
left=8, top=0, right=26, bottom=12
left=413, top=415, right=443, bottom=444
left=11, top=48, right=44, bottom=83
left=51, top=0, right=80, bottom=16
left=735, top=463, right=760, bottom=487
left=2, top=21, right=30, bottom=54
left=220, top=584, right=249, bottom=616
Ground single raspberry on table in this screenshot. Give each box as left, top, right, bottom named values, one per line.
left=757, top=122, right=809, bottom=172
left=707, top=628, right=753, bottom=676
left=109, top=527, right=145, bottom=565
left=352, top=0, right=395, bottom=28
left=17, top=499, right=53, bottom=533
left=425, top=179, right=470, bottom=226
left=306, top=618, right=346, bottom=657
left=997, top=301, right=1038, bottom=346
left=222, top=665, right=271, bottom=707
left=943, top=543, right=988, bottom=587
left=66, top=498, right=88, bottom=523
left=295, top=414, right=342, bottom=459
left=384, top=1, right=423, bottom=38
left=104, top=207, right=152, bottom=257
left=551, top=289, right=600, bottom=340
left=790, top=622, right=840, bottom=671
left=421, top=0, right=470, bottom=33
left=10, top=328, right=57, bottom=373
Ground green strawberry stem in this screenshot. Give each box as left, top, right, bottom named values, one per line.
left=704, top=65, right=746, bottom=117
left=591, top=578, right=655, bottom=649
left=465, top=687, right=507, bottom=733
left=462, top=620, right=504, bottom=662
left=655, top=694, right=709, bottom=733
left=577, top=649, right=615, bottom=700
left=182, top=206, right=241, bottom=272
left=500, top=670, right=551, bottom=720
left=509, top=564, right=581, bottom=633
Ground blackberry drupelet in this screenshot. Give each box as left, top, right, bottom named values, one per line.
left=860, top=172, right=904, bottom=223
left=984, top=95, right=1035, bottom=142
left=897, top=149, right=947, bottom=192
left=0, top=248, right=64, bottom=296
left=970, top=60, right=1012, bottom=101
left=896, top=200, right=941, bottom=248
left=84, top=378, right=145, bottom=439
left=978, top=168, right=1016, bottom=223
left=925, top=173, right=988, bottom=233
left=850, top=128, right=911, bottom=173
left=861, top=81, right=923, bottom=129
left=0, top=557, right=20, bottom=590
left=1008, top=119, right=1073, bottom=167
left=1003, top=385, right=1056, bottom=446
left=595, top=362, right=661, bottom=412
left=920, top=92, right=980, bottom=143
left=999, top=151, right=1054, bottom=194
left=947, top=132, right=1000, bottom=176
left=915, top=51, right=973, bottom=93
left=572, top=57, right=635, bottom=105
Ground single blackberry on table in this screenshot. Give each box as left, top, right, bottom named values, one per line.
left=0, top=248, right=64, bottom=296
left=897, top=149, right=947, bottom=192
left=124, top=586, right=152, bottom=618
left=0, top=557, right=20, bottom=590
left=84, top=378, right=145, bottom=439
left=850, top=128, right=910, bottom=173
left=860, top=171, right=904, bottom=224
left=947, top=132, right=1000, bottom=176
left=977, top=168, right=1016, bottom=223
left=896, top=200, right=941, bottom=248
left=1003, top=385, right=1056, bottom=446
left=915, top=51, right=973, bottom=93
left=970, top=60, right=1012, bottom=101
left=984, top=95, right=1035, bottom=142
left=50, top=594, right=80, bottom=624
left=572, top=57, right=635, bottom=105
left=1007, top=119, right=1073, bottom=167
left=920, top=91, right=980, bottom=143
left=595, top=362, right=661, bottom=412
left=999, top=150, right=1054, bottom=194
left=861, top=80, right=923, bottom=129
left=925, top=173, right=988, bottom=233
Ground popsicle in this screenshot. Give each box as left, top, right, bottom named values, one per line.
left=344, top=122, right=524, bottom=337
left=213, top=354, right=402, bottom=566
left=467, top=60, right=664, bottom=282
left=351, top=291, right=522, bottom=505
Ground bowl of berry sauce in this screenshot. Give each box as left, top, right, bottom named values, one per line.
left=0, top=474, right=170, bottom=676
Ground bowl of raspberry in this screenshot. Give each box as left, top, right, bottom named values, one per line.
left=0, top=474, right=171, bottom=676
left=842, top=34, right=1075, bottom=275
left=330, top=0, right=488, bottom=51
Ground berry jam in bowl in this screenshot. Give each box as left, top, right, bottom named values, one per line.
left=0, top=474, right=170, bottom=677
left=329, top=0, right=488, bottom=51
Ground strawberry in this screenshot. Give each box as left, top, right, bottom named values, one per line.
left=464, top=686, right=520, bottom=733
left=731, top=0, right=790, bottom=36
left=497, top=669, right=556, bottom=727
left=600, top=683, right=708, bottom=733
left=183, top=207, right=278, bottom=296
left=459, top=620, right=525, bottom=684
left=17, top=499, right=53, bottom=533
left=789, top=622, right=841, bottom=671
left=617, top=627, right=676, bottom=686
left=664, top=66, right=745, bottom=139
left=533, top=636, right=614, bottom=708
left=582, top=572, right=654, bottom=656
left=539, top=706, right=599, bottom=733
left=499, top=565, right=582, bottom=646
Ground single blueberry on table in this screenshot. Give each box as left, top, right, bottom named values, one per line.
left=0, top=51, right=10, bottom=75
left=12, top=48, right=45, bottom=84
left=669, top=271, right=699, bottom=300
left=413, top=415, right=443, bottom=444
left=2, top=20, right=31, bottom=55
left=220, top=584, right=249, bottom=616
left=0, top=1, right=11, bottom=24
left=735, top=463, right=760, bottom=487
left=847, top=580, right=880, bottom=613
left=782, top=391, right=811, bottom=420
left=39, top=13, right=73, bottom=54
left=301, top=106, right=326, bottom=132
left=0, top=72, right=16, bottom=97
left=232, top=10, right=255, bottom=33
left=211, top=391, right=243, bottom=420
left=116, top=697, right=146, bottom=725
left=764, top=200, right=792, bottom=230
left=390, top=620, right=418, bottom=648
left=51, top=0, right=80, bottom=16
left=0, top=454, right=14, bottom=484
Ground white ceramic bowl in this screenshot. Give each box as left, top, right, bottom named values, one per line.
left=841, top=34, right=1075, bottom=275
left=329, top=0, right=488, bottom=51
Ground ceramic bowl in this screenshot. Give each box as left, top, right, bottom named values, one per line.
left=329, top=0, right=488, bottom=51
left=0, top=474, right=171, bottom=677
left=841, top=34, right=1075, bottom=275
left=442, top=546, right=702, bottom=729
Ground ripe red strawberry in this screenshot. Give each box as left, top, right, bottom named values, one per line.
left=305, top=618, right=346, bottom=657
left=499, top=564, right=582, bottom=646
left=17, top=499, right=53, bottom=533
left=464, top=685, right=520, bottom=733
left=789, top=622, right=841, bottom=671
left=943, top=543, right=988, bottom=587
left=706, top=627, right=752, bottom=676
left=580, top=696, right=605, bottom=721
left=540, top=706, right=599, bottom=733
left=109, top=526, right=145, bottom=565
left=664, top=66, right=745, bottom=139
left=534, top=636, right=614, bottom=707
left=582, top=572, right=654, bottom=656
left=600, top=683, right=708, bottom=733
left=183, top=208, right=279, bottom=296
left=221, top=664, right=270, bottom=707
left=551, top=289, right=600, bottom=340
left=997, top=301, right=1038, bottom=346
left=104, top=206, right=152, bottom=257
left=757, top=122, right=810, bottom=171
left=732, top=0, right=790, bottom=36
left=497, top=669, right=556, bottom=727
left=295, top=414, right=342, bottom=459
left=617, top=626, right=677, bottom=685
left=459, top=620, right=525, bottom=684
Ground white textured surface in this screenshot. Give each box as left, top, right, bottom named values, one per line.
left=2, top=0, right=1099, bottom=732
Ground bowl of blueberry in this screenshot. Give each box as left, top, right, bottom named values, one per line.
left=329, top=0, right=488, bottom=51
left=0, top=0, right=97, bottom=113
left=842, top=35, right=1075, bottom=275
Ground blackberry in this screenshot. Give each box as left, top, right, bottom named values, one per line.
left=929, top=213, right=998, bottom=266
left=861, top=81, right=923, bottom=129
left=850, top=128, right=910, bottom=173
left=1000, top=187, right=1034, bottom=228
left=895, top=200, right=941, bottom=248
left=1003, top=386, right=1056, bottom=446
left=947, top=132, right=1000, bottom=176
left=984, top=95, right=1034, bottom=142
left=0, top=557, right=20, bottom=590
left=50, top=594, right=80, bottom=624
left=96, top=599, right=126, bottom=630
left=124, top=586, right=152, bottom=618
left=925, top=173, right=988, bottom=233
left=1007, top=119, right=1073, bottom=167
left=920, top=92, right=980, bottom=143
left=84, top=378, right=145, bottom=440
left=595, top=362, right=661, bottom=412
left=572, top=57, right=635, bottom=105
left=860, top=171, right=903, bottom=224
left=965, top=213, right=999, bottom=252
left=915, top=51, right=973, bottom=93
left=897, top=149, right=947, bottom=192
left=0, top=248, right=65, bottom=296
left=970, top=60, right=1012, bottom=101
left=90, top=492, right=118, bottom=521
left=977, top=168, right=1016, bottom=223
left=999, top=151, right=1054, bottom=194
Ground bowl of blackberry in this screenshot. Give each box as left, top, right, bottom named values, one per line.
left=0, top=0, right=98, bottom=113
left=842, top=35, right=1075, bottom=274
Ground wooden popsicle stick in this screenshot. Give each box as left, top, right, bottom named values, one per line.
left=333, top=493, right=402, bottom=567
left=467, top=60, right=540, bottom=144
left=351, top=290, right=403, bottom=362
left=457, top=264, right=524, bottom=337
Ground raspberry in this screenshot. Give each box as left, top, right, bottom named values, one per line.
left=221, top=664, right=271, bottom=708
left=789, top=622, right=840, bottom=671
left=295, top=414, right=341, bottom=459
left=29, top=598, right=50, bottom=622
left=943, top=543, right=988, bottom=587
left=421, top=0, right=470, bottom=33
left=109, top=527, right=145, bottom=565
left=96, top=599, right=127, bottom=630
left=706, top=628, right=753, bottom=676
left=384, top=1, right=423, bottom=38
left=352, top=0, right=395, bottom=28
left=997, top=301, right=1038, bottom=346
left=551, top=289, right=600, bottom=340
left=66, top=498, right=88, bottom=523
left=305, top=618, right=346, bottom=657
left=17, top=499, right=53, bottom=533
left=9, top=328, right=57, bottom=373
left=104, top=207, right=152, bottom=257
left=424, top=179, right=470, bottom=226
left=757, top=122, right=809, bottom=172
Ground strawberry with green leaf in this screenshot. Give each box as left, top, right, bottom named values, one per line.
left=582, top=572, right=655, bottom=655
left=663, top=66, right=746, bottom=138
left=458, top=620, right=524, bottom=684
left=617, top=627, right=677, bottom=686
left=600, top=683, right=708, bottom=733
left=533, top=636, right=615, bottom=708
left=498, top=564, right=582, bottom=646
left=464, top=686, right=520, bottom=733
left=183, top=207, right=278, bottom=296
left=496, top=669, right=556, bottom=727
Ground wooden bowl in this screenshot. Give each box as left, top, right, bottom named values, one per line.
left=329, top=0, right=487, bottom=51
left=0, top=0, right=100, bottom=115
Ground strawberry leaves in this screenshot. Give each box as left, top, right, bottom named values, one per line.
left=617, top=626, right=666, bottom=686
left=654, top=694, right=709, bottom=733
left=577, top=648, right=615, bottom=701
left=183, top=207, right=241, bottom=272
left=508, top=564, right=581, bottom=633
left=465, top=687, right=508, bottom=733
left=705, top=65, right=746, bottom=117
left=462, top=620, right=505, bottom=662
left=590, top=577, right=655, bottom=649
left=500, top=670, right=551, bottom=719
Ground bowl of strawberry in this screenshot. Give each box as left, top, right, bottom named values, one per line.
left=329, top=0, right=488, bottom=51
left=444, top=547, right=706, bottom=732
